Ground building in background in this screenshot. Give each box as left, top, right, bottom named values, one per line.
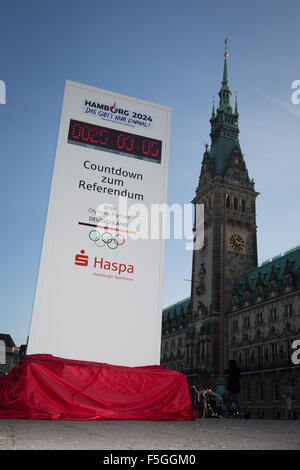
left=161, top=47, right=300, bottom=419
left=0, top=334, right=21, bottom=375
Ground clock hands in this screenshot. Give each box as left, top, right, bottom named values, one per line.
left=230, top=234, right=244, bottom=250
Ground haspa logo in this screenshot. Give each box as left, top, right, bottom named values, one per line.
left=74, top=249, right=134, bottom=275
left=75, top=249, right=89, bottom=266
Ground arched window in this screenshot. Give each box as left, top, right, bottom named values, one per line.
left=234, top=197, right=238, bottom=210
left=242, top=199, right=246, bottom=212
left=226, top=195, right=230, bottom=208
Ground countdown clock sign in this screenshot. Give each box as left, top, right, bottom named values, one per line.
left=68, top=119, right=162, bottom=163
left=27, top=81, right=171, bottom=367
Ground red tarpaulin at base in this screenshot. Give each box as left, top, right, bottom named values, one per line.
left=0, top=354, right=195, bottom=420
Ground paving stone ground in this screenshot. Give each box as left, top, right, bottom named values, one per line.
left=0, top=418, right=300, bottom=450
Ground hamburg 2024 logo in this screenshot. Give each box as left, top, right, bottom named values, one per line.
left=83, top=98, right=153, bottom=129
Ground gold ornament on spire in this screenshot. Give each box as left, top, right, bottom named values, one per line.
left=224, top=37, right=228, bottom=57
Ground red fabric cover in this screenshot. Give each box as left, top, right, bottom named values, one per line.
left=0, top=354, right=195, bottom=420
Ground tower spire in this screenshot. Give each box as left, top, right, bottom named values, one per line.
left=208, top=40, right=241, bottom=176
left=222, top=37, right=229, bottom=87
left=218, top=38, right=232, bottom=112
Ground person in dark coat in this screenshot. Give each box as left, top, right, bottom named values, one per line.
left=197, top=389, right=206, bottom=418
left=224, top=360, right=241, bottom=417
left=189, top=386, right=198, bottom=412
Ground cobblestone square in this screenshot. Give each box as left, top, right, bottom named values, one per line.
left=0, top=418, right=299, bottom=451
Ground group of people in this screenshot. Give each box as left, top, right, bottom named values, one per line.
left=190, top=360, right=242, bottom=419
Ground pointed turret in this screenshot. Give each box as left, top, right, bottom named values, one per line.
left=211, top=97, right=216, bottom=119
left=222, top=37, right=229, bottom=86
left=234, top=92, right=239, bottom=115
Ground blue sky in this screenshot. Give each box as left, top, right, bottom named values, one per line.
left=1, top=0, right=300, bottom=346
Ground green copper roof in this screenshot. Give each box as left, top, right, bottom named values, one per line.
left=162, top=297, right=190, bottom=321
left=238, top=246, right=300, bottom=306
left=209, top=137, right=241, bottom=176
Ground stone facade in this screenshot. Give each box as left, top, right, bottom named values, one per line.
left=228, top=250, right=300, bottom=418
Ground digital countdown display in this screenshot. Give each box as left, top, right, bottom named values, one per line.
left=68, top=119, right=162, bottom=163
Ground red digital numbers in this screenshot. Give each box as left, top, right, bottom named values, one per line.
left=141, top=139, right=160, bottom=158
left=99, top=129, right=108, bottom=145
left=68, top=119, right=162, bottom=163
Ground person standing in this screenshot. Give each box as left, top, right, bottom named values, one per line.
left=189, top=385, right=198, bottom=413
left=224, top=360, right=242, bottom=417
left=197, top=389, right=206, bottom=418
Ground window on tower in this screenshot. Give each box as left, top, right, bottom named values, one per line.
left=270, top=308, right=278, bottom=322
left=285, top=303, right=293, bottom=318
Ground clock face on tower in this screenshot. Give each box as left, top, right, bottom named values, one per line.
left=228, top=232, right=246, bottom=254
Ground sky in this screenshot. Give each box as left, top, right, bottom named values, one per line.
left=1, top=0, right=300, bottom=346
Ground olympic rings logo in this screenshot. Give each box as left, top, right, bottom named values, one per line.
left=89, top=230, right=126, bottom=249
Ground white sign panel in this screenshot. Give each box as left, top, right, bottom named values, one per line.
left=27, top=81, right=171, bottom=367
